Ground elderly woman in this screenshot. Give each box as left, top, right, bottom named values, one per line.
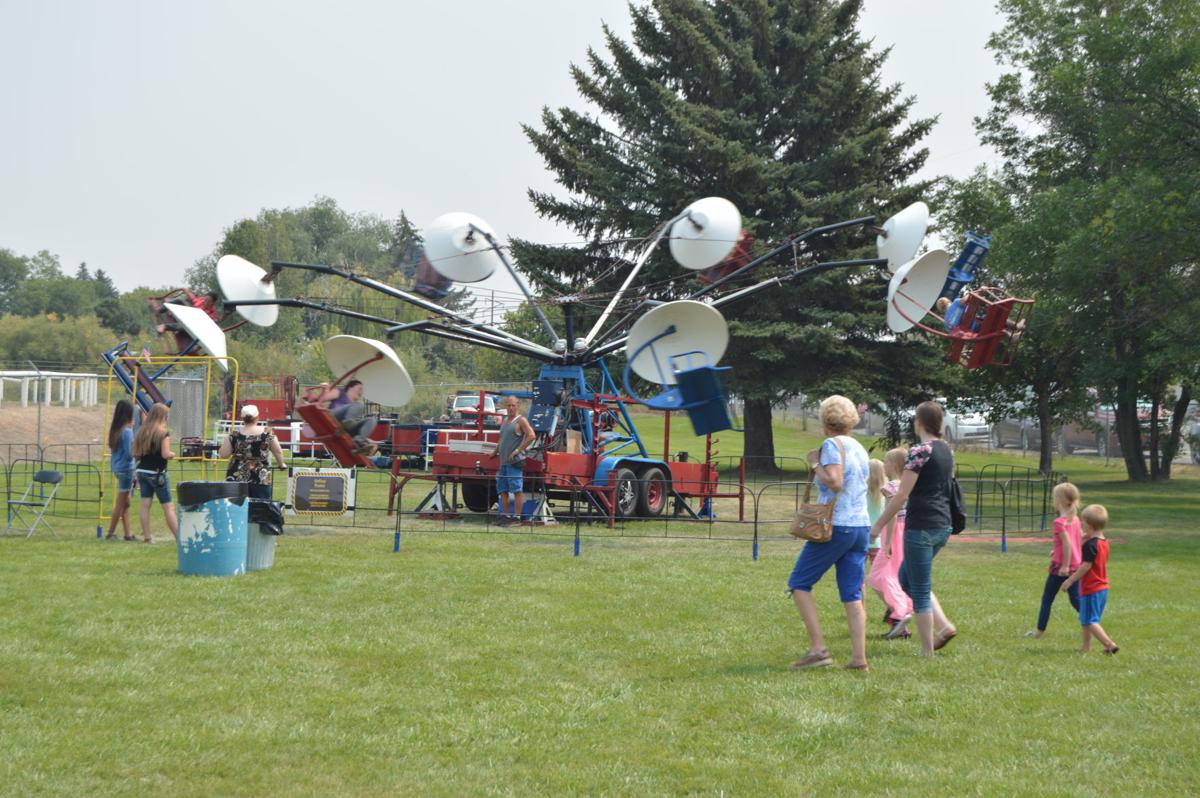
left=788, top=395, right=872, bottom=671
left=870, top=401, right=958, bottom=656
left=219, top=404, right=288, bottom=500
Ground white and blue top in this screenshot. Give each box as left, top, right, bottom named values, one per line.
left=817, top=434, right=871, bottom=527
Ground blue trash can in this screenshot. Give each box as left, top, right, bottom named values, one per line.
left=176, top=481, right=249, bottom=577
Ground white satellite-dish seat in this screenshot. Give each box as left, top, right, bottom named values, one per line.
left=622, top=300, right=741, bottom=436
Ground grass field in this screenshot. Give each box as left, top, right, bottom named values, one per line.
left=2, top=416, right=1198, bottom=795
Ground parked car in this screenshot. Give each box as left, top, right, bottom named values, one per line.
left=449, top=393, right=497, bottom=420
left=991, top=416, right=1041, bottom=450
left=1190, top=414, right=1200, bottom=465
left=942, top=405, right=990, bottom=443
left=1060, top=404, right=1121, bottom=456
left=862, top=400, right=988, bottom=444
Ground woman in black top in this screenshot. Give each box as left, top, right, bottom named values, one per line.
left=870, top=401, right=958, bottom=655
left=219, top=404, right=288, bottom=500
left=132, top=402, right=178, bottom=544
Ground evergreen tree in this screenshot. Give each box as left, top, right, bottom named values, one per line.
left=517, top=0, right=944, bottom=467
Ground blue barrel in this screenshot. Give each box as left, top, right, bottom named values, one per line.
left=176, top=481, right=249, bottom=577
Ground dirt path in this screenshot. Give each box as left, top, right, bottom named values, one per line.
left=0, top=406, right=108, bottom=461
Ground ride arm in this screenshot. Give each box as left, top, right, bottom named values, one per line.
left=266, top=261, right=558, bottom=358
left=589, top=257, right=888, bottom=360
left=688, top=215, right=879, bottom=301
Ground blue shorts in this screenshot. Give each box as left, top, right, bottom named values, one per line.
left=787, top=525, right=870, bottom=603
left=1079, top=589, right=1108, bottom=626
left=114, top=470, right=135, bottom=493
left=496, top=463, right=524, bottom=495
left=136, top=470, right=173, bottom=504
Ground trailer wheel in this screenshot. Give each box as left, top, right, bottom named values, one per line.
left=614, top=467, right=639, bottom=517
left=461, top=480, right=496, bottom=513
left=637, top=466, right=669, bottom=517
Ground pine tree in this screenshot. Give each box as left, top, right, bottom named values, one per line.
left=518, top=0, right=945, bottom=467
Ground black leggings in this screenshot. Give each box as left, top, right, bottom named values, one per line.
left=1037, top=573, right=1081, bottom=632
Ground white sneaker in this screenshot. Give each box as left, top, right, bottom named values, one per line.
left=884, top=613, right=913, bottom=640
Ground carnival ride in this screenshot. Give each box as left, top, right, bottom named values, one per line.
left=102, top=303, right=232, bottom=412
left=214, top=196, right=1032, bottom=525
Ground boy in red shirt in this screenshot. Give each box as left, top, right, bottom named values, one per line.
left=1061, top=504, right=1118, bottom=655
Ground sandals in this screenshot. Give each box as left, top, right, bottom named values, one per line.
left=934, top=629, right=958, bottom=651
left=141, top=537, right=155, bottom=544
left=123, top=535, right=137, bottom=542
left=1103, top=645, right=1120, bottom=656
left=104, top=533, right=118, bottom=541
left=789, top=650, right=833, bottom=670
left=844, top=662, right=870, bottom=672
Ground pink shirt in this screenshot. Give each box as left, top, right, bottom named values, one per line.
left=1050, top=516, right=1082, bottom=572
left=882, top=480, right=905, bottom=519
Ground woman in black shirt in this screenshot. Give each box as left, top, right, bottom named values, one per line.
left=870, top=401, right=958, bottom=655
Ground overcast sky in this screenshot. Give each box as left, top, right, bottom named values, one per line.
left=0, top=0, right=1003, bottom=294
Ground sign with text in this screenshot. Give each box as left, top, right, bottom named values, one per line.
left=286, top=467, right=356, bottom=517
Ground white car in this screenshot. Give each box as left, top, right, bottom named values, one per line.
left=450, top=394, right=497, bottom=420
left=943, top=406, right=990, bottom=443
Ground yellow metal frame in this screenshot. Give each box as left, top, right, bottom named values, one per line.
left=96, top=354, right=240, bottom=525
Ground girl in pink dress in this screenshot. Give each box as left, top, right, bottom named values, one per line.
left=868, top=447, right=913, bottom=638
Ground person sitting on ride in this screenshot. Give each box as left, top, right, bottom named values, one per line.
left=304, top=379, right=379, bottom=455
left=936, top=294, right=1025, bottom=343
left=188, top=289, right=221, bottom=321
left=152, top=288, right=221, bottom=333
left=935, top=295, right=972, bottom=332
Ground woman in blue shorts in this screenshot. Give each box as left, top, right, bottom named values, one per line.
left=788, top=395, right=872, bottom=671
left=104, top=399, right=137, bottom=541
left=132, top=403, right=178, bottom=544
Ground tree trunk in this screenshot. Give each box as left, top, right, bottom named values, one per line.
left=1114, top=379, right=1149, bottom=482
left=1160, top=384, right=1191, bottom=481
left=1036, top=388, right=1055, bottom=475
left=743, top=397, right=778, bottom=474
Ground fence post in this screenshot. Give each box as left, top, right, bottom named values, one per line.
left=392, top=478, right=403, bottom=552
left=573, top=487, right=581, bottom=557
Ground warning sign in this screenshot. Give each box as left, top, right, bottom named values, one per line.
left=287, top=467, right=355, bottom=516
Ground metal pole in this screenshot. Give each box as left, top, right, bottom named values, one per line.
left=476, top=227, right=560, bottom=347
left=582, top=215, right=684, bottom=348
left=29, top=361, right=42, bottom=463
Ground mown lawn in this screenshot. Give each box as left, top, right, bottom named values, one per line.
left=2, top=415, right=1197, bottom=795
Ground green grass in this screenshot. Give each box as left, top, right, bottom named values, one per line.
left=4, top=416, right=1198, bottom=795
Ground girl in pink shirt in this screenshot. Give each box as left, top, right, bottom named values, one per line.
left=868, top=447, right=913, bottom=639
left=1027, top=482, right=1083, bottom=638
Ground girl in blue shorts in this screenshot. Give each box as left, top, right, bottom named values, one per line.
left=104, top=399, right=137, bottom=541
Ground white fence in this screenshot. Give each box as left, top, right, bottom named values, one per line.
left=0, top=371, right=101, bottom=408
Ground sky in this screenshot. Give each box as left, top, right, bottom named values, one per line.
left=0, top=0, right=1003, bottom=296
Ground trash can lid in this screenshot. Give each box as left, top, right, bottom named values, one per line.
left=177, top=481, right=249, bottom=506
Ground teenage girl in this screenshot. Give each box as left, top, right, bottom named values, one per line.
left=1027, top=482, right=1082, bottom=637
left=132, top=403, right=179, bottom=543
left=104, top=400, right=137, bottom=541
left=867, top=447, right=913, bottom=638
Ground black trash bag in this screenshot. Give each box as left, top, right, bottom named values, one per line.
left=248, top=499, right=285, bottom=535
left=177, top=480, right=249, bottom=508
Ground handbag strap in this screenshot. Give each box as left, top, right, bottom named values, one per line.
left=805, top=436, right=848, bottom=504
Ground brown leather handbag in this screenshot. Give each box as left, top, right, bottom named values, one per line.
left=789, top=438, right=845, bottom=543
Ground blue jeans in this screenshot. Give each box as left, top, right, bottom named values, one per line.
left=787, top=525, right=870, bottom=603
left=136, top=470, right=173, bottom=504
left=1037, top=573, right=1081, bottom=631
left=898, top=527, right=951, bottom=613
left=496, top=463, right=524, bottom=495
